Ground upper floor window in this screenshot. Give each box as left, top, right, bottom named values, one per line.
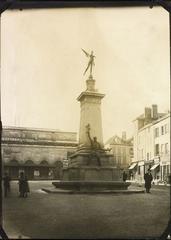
left=154, top=128, right=159, bottom=138
left=129, top=148, right=133, bottom=155
left=161, top=144, right=164, bottom=154
left=165, top=143, right=169, bottom=154
left=161, top=126, right=164, bottom=135
left=141, top=149, right=144, bottom=159
left=155, top=144, right=159, bottom=155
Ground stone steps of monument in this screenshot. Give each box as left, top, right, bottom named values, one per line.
left=42, top=187, right=145, bottom=194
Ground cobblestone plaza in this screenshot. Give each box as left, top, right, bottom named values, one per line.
left=3, top=181, right=170, bottom=239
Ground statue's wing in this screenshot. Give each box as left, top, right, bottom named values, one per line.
left=82, top=49, right=89, bottom=57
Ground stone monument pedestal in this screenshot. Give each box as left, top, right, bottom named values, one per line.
left=62, top=167, right=120, bottom=181
left=52, top=147, right=131, bottom=191
left=62, top=147, right=120, bottom=181
left=52, top=180, right=130, bottom=192
left=52, top=74, right=131, bottom=192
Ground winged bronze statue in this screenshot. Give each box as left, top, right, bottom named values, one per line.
left=82, top=49, right=95, bottom=77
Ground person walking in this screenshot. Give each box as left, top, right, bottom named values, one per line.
left=123, top=171, right=127, bottom=182
left=23, top=175, right=30, bottom=198
left=18, top=172, right=25, bottom=197
left=18, top=172, right=30, bottom=198
left=3, top=172, right=11, bottom=197
left=144, top=169, right=153, bottom=193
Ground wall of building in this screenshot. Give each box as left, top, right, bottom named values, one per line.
left=152, top=115, right=170, bottom=181
left=2, top=126, right=77, bottom=142
left=105, top=134, right=133, bottom=171
left=110, top=144, right=133, bottom=169
left=2, top=126, right=78, bottom=179
left=2, top=144, right=76, bottom=165
left=132, top=111, right=170, bottom=183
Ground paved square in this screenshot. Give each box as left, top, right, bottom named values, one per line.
left=3, top=181, right=170, bottom=239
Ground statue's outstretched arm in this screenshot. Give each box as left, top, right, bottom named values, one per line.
left=82, top=49, right=89, bottom=57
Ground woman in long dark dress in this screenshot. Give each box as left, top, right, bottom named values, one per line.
left=23, top=176, right=30, bottom=198
left=18, top=172, right=30, bottom=198
left=3, top=172, right=11, bottom=197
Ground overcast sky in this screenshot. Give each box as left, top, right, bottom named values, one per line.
left=1, top=7, right=170, bottom=142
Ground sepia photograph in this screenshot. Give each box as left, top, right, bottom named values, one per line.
left=0, top=1, right=170, bottom=239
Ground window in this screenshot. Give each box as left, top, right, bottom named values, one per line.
left=155, top=144, right=159, bottom=155
left=138, top=166, right=141, bottom=175
left=129, top=148, right=133, bottom=156
left=141, top=149, right=144, bottom=159
left=165, top=143, right=169, bottom=154
left=161, top=144, right=164, bottom=154
left=154, top=128, right=159, bottom=138
left=167, top=165, right=170, bottom=175
left=161, top=126, right=164, bottom=135
left=34, top=170, right=40, bottom=177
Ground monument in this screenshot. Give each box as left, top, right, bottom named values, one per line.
left=52, top=50, right=130, bottom=192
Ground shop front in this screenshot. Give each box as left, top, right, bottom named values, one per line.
left=160, top=163, right=170, bottom=182
left=128, top=162, right=137, bottom=180
left=150, top=157, right=160, bottom=181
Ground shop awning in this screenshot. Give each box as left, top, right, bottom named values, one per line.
left=150, top=164, right=160, bottom=170
left=128, top=163, right=137, bottom=170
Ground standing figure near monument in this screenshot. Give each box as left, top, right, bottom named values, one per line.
left=18, top=172, right=24, bottom=197
left=23, top=175, right=30, bottom=198
left=3, top=172, right=11, bottom=197
left=18, top=172, right=30, bottom=198
left=82, top=49, right=95, bottom=77
left=144, top=169, right=153, bottom=193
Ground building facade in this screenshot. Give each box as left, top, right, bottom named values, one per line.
left=130, top=105, right=170, bottom=183
left=105, top=132, right=133, bottom=171
left=2, top=126, right=78, bottom=179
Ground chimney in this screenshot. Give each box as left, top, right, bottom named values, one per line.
left=152, top=104, right=158, bottom=120
left=144, top=107, right=152, bottom=124
left=122, top=131, right=126, bottom=141
left=145, top=107, right=151, bottom=119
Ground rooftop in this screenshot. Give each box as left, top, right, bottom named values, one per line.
left=2, top=125, right=77, bottom=134
left=105, top=135, right=133, bottom=146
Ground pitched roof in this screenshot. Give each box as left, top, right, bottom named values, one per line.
left=105, top=135, right=133, bottom=145
left=134, top=112, right=166, bottom=121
